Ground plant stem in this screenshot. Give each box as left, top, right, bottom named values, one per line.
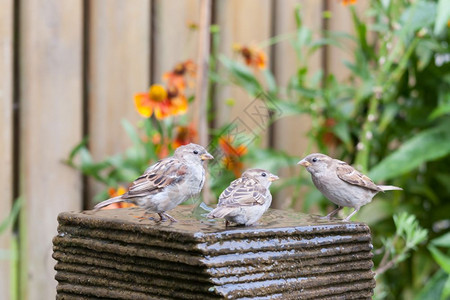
left=375, top=255, right=400, bottom=277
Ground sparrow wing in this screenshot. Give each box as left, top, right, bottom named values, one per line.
left=122, top=157, right=188, bottom=199
left=217, top=177, right=269, bottom=207
left=336, top=162, right=382, bottom=192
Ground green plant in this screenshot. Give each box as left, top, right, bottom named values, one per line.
left=0, top=197, right=23, bottom=300
left=66, top=0, right=449, bottom=298
left=217, top=0, right=450, bottom=298
left=418, top=232, right=450, bottom=300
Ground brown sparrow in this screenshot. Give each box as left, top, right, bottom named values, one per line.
left=298, top=153, right=402, bottom=221
left=94, top=143, right=213, bottom=222
left=207, top=169, right=279, bottom=226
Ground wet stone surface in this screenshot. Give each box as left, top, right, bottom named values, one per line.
left=53, top=205, right=376, bottom=299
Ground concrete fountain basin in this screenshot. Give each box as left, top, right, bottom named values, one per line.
left=53, top=205, right=375, bottom=299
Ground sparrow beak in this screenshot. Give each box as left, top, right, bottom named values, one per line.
left=269, top=174, right=279, bottom=182
left=297, top=159, right=311, bottom=167
left=200, top=152, right=214, bottom=161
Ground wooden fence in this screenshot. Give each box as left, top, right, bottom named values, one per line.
left=0, top=0, right=364, bottom=298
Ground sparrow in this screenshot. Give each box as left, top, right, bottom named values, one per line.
left=94, top=143, right=214, bottom=222
left=207, top=169, right=279, bottom=226
left=298, top=153, right=402, bottom=221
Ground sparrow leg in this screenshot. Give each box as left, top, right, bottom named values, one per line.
left=159, top=212, right=178, bottom=222
left=225, top=220, right=230, bottom=227
left=343, top=208, right=359, bottom=221
left=321, top=206, right=342, bottom=219
left=157, top=213, right=167, bottom=222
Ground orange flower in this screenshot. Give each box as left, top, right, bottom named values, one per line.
left=223, top=155, right=244, bottom=178
left=341, top=0, right=357, bottom=6
left=163, top=60, right=196, bottom=92
left=102, top=186, right=136, bottom=209
left=150, top=132, right=170, bottom=159
left=173, top=125, right=197, bottom=148
left=219, top=136, right=248, bottom=157
left=167, top=86, right=188, bottom=116
left=108, top=186, right=127, bottom=198
left=219, top=136, right=248, bottom=177
left=233, top=43, right=267, bottom=70
left=134, top=84, right=188, bottom=120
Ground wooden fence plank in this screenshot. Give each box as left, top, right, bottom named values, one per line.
left=214, top=0, right=272, bottom=148
left=87, top=0, right=151, bottom=203
left=0, top=0, right=14, bottom=298
left=272, top=0, right=323, bottom=209
left=152, top=0, right=201, bottom=84
left=19, top=1, right=83, bottom=298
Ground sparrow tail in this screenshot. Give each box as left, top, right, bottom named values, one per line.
left=207, top=207, right=235, bottom=219
left=378, top=185, right=403, bottom=191
left=93, top=196, right=124, bottom=210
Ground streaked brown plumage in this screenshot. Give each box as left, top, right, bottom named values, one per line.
left=207, top=169, right=279, bottom=226
left=94, top=143, right=213, bottom=222
left=298, top=153, right=402, bottom=221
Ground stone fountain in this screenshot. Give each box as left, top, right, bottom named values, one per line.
left=53, top=205, right=375, bottom=299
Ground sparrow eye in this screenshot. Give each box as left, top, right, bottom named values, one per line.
left=312, top=158, right=318, bottom=163
left=261, top=173, right=267, bottom=177
left=193, top=150, right=199, bottom=155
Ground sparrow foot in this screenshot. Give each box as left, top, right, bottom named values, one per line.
left=158, top=213, right=178, bottom=222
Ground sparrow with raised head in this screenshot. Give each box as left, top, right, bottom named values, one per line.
left=94, top=143, right=214, bottom=222
left=298, top=153, right=402, bottom=221
left=207, top=169, right=279, bottom=226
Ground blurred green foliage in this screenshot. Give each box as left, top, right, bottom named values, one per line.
left=63, top=0, right=449, bottom=298
left=217, top=0, right=450, bottom=298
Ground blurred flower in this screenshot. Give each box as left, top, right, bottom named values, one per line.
left=219, top=136, right=248, bottom=177
left=167, top=86, right=188, bottom=116
left=163, top=60, right=196, bottom=92
left=134, top=84, right=188, bottom=120
left=341, top=0, right=357, bottom=5
left=102, top=186, right=135, bottom=209
left=219, top=136, right=248, bottom=156
left=233, top=43, right=267, bottom=70
left=108, top=186, right=127, bottom=198
left=223, top=155, right=244, bottom=178
left=322, top=118, right=341, bottom=148
left=173, top=125, right=197, bottom=148
left=151, top=132, right=170, bottom=159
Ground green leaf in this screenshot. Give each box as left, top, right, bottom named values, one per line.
left=122, top=119, right=143, bottom=148
left=219, top=55, right=263, bottom=96
left=430, top=91, right=450, bottom=120
left=378, top=103, right=400, bottom=133
left=369, top=120, right=450, bottom=181
left=66, top=136, right=89, bottom=166
left=434, top=0, right=450, bottom=36
left=442, top=276, right=450, bottom=300
left=432, top=233, right=450, bottom=248
left=400, top=1, right=436, bottom=36
left=263, top=69, right=277, bottom=94
left=429, top=245, right=450, bottom=274
left=332, top=121, right=352, bottom=150
left=415, top=270, right=449, bottom=300
left=0, top=197, right=23, bottom=235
